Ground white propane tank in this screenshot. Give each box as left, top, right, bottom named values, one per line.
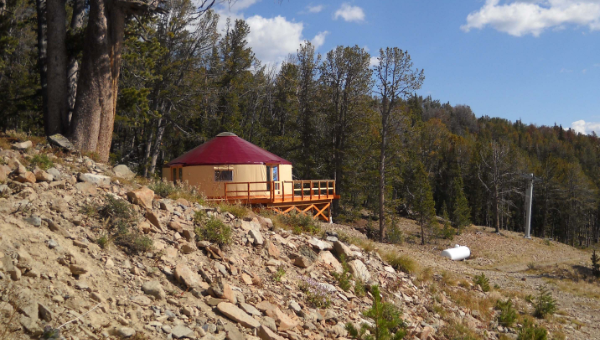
left=441, top=244, right=470, bottom=261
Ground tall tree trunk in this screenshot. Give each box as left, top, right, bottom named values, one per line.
left=378, top=116, right=387, bottom=242
left=149, top=118, right=167, bottom=176
left=67, top=0, right=85, bottom=120
left=494, top=187, right=500, bottom=233
left=69, top=0, right=125, bottom=162
left=35, top=0, right=48, bottom=124
left=46, top=0, right=69, bottom=135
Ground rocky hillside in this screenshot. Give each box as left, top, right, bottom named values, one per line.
left=0, top=136, right=566, bottom=340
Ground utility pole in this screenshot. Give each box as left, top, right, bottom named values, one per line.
left=524, top=173, right=534, bottom=239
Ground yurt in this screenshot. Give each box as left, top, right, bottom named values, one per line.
left=162, top=132, right=293, bottom=198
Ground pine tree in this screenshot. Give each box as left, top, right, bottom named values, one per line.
left=345, top=285, right=406, bottom=340
left=592, top=250, right=600, bottom=278
left=451, top=176, right=471, bottom=233
left=440, top=203, right=454, bottom=240
left=406, top=160, right=437, bottom=245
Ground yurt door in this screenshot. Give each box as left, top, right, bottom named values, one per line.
left=266, top=165, right=280, bottom=193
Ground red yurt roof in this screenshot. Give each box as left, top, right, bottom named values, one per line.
left=167, top=132, right=292, bottom=166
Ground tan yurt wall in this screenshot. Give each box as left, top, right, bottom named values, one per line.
left=280, top=164, right=293, bottom=195
left=181, top=165, right=223, bottom=197
left=230, top=164, right=268, bottom=197
left=181, top=164, right=269, bottom=198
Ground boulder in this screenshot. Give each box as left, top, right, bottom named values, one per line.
left=145, top=210, right=162, bottom=230
left=309, top=238, right=333, bottom=251
left=142, top=280, right=166, bottom=300
left=174, top=263, right=201, bottom=288
left=46, top=167, right=62, bottom=180
left=333, top=241, right=354, bottom=260
left=348, top=259, right=371, bottom=282
left=258, top=325, right=285, bottom=340
left=78, top=173, right=110, bottom=187
left=274, top=308, right=299, bottom=331
left=217, top=302, right=261, bottom=328
left=171, top=325, right=194, bottom=339
left=249, top=229, right=264, bottom=246
left=319, top=251, right=343, bottom=273
left=113, top=164, right=136, bottom=180
left=47, top=134, right=74, bottom=151
left=12, top=141, right=32, bottom=150
left=168, top=220, right=183, bottom=233
left=127, top=186, right=154, bottom=209
left=267, top=241, right=280, bottom=258
left=16, top=171, right=36, bottom=184
left=34, top=169, right=53, bottom=182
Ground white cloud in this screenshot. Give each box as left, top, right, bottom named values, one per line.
left=369, top=56, right=379, bottom=67
left=461, top=0, right=600, bottom=37
left=334, top=3, right=365, bottom=22
left=311, top=31, right=329, bottom=49
left=307, top=4, right=324, bottom=13
left=245, top=16, right=304, bottom=63
left=214, top=2, right=328, bottom=65
left=572, top=120, right=600, bottom=134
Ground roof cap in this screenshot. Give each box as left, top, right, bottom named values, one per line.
left=217, top=132, right=237, bottom=137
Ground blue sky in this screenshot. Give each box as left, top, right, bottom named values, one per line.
left=215, top=0, right=600, bottom=134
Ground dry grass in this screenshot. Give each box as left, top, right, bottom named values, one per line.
left=217, top=202, right=251, bottom=219
left=444, top=286, right=498, bottom=323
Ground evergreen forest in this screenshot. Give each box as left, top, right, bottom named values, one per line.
left=2, top=0, right=599, bottom=247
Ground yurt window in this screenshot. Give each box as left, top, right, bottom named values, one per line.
left=215, top=170, right=233, bottom=182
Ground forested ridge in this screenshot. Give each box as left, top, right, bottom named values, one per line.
left=2, top=0, right=599, bottom=246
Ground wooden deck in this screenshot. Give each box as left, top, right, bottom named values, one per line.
left=207, top=180, right=339, bottom=221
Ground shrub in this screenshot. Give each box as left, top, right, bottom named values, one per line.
left=149, top=180, right=179, bottom=198
left=473, top=273, right=491, bottom=292
left=80, top=203, right=98, bottom=217
left=332, top=254, right=353, bottom=291
left=299, top=277, right=332, bottom=308
left=517, top=318, right=547, bottom=340
left=384, top=253, right=417, bottom=274
left=99, top=194, right=134, bottom=221
left=534, top=286, right=556, bottom=318
left=194, top=210, right=208, bottom=224
left=495, top=299, right=517, bottom=327
left=195, top=217, right=232, bottom=245
left=386, top=216, right=404, bottom=244
left=97, top=234, right=110, bottom=249
left=345, top=285, right=407, bottom=340
left=273, top=266, right=286, bottom=282
left=354, top=279, right=366, bottom=297
left=29, top=153, right=53, bottom=170
left=218, top=203, right=249, bottom=219
left=279, top=211, right=320, bottom=235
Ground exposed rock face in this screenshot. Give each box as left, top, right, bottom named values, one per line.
left=78, top=173, right=110, bottom=187
left=217, top=302, right=261, bottom=328
left=12, top=141, right=32, bottom=150
left=127, top=186, right=154, bottom=209
left=174, top=263, right=201, bottom=288
left=348, top=259, right=371, bottom=282
left=47, top=133, right=75, bottom=150
left=142, top=280, right=166, bottom=300
left=0, top=142, right=528, bottom=340
left=113, top=164, right=136, bottom=180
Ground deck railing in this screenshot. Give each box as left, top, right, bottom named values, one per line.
left=222, top=180, right=336, bottom=203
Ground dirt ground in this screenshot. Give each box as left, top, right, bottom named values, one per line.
left=323, top=218, right=600, bottom=340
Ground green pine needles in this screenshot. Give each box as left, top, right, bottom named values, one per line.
left=345, top=285, right=407, bottom=340
left=451, top=176, right=471, bottom=232
left=591, top=249, right=600, bottom=278
left=533, top=286, right=556, bottom=318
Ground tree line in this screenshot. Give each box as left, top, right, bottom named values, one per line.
left=1, top=0, right=599, bottom=246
